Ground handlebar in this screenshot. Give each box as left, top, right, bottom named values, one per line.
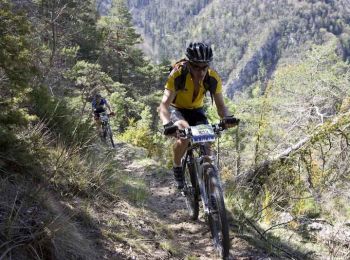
left=94, top=111, right=115, bottom=117
left=177, top=117, right=240, bottom=139
left=177, top=123, right=220, bottom=139
left=163, top=117, right=239, bottom=138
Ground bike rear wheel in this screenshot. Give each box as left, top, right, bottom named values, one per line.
left=183, top=159, right=199, bottom=220
left=205, top=164, right=230, bottom=258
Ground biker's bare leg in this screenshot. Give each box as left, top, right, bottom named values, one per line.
left=173, top=120, right=190, bottom=166
left=171, top=120, right=189, bottom=189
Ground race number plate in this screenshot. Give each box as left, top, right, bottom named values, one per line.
left=190, top=124, right=215, bottom=143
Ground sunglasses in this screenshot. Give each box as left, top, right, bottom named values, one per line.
left=190, top=62, right=209, bottom=71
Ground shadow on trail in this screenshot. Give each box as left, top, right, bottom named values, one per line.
left=59, top=193, right=131, bottom=259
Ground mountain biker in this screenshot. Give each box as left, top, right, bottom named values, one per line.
left=92, top=93, right=113, bottom=136
left=158, top=42, right=238, bottom=189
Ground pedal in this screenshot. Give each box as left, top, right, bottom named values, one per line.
left=180, top=187, right=189, bottom=196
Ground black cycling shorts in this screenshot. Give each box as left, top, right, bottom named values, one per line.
left=93, top=108, right=105, bottom=118
left=169, top=106, right=208, bottom=126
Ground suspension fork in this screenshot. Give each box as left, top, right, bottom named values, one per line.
left=199, top=143, right=224, bottom=213
left=194, top=144, right=213, bottom=214
left=182, top=149, right=193, bottom=172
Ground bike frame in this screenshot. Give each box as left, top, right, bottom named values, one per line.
left=100, top=112, right=109, bottom=125
left=184, top=141, right=222, bottom=215
left=99, top=112, right=115, bottom=148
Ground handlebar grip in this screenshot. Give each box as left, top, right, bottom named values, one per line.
left=223, top=117, right=240, bottom=125
left=164, top=125, right=178, bottom=135
left=220, top=117, right=240, bottom=129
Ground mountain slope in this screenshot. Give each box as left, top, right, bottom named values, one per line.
left=127, top=0, right=350, bottom=96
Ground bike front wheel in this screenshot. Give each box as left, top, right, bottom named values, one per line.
left=107, top=125, right=115, bottom=148
left=183, top=160, right=199, bottom=220
left=101, top=125, right=107, bottom=141
left=204, top=163, right=230, bottom=258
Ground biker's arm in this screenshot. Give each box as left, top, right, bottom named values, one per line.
left=159, top=89, right=176, bottom=125
left=214, top=92, right=239, bottom=128
left=214, top=92, right=230, bottom=118
left=105, top=100, right=112, bottom=113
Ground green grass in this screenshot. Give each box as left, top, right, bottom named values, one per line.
left=160, top=240, right=180, bottom=256
left=185, top=256, right=199, bottom=260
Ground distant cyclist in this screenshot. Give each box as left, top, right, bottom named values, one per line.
left=158, top=42, right=238, bottom=189
left=91, top=93, right=113, bottom=136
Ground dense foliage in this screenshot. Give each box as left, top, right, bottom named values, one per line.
left=1, top=0, right=350, bottom=258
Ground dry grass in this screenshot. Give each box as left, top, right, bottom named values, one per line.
left=0, top=177, right=97, bottom=259
left=0, top=120, right=121, bottom=259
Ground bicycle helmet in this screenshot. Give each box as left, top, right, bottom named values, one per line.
left=185, top=42, right=213, bottom=63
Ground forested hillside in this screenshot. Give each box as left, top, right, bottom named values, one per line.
left=127, top=0, right=350, bottom=95
left=1, top=0, right=350, bottom=259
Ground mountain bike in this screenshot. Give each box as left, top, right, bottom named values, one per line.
left=179, top=118, right=239, bottom=259
left=100, top=112, right=115, bottom=148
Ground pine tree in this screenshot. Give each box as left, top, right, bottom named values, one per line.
left=0, top=0, right=38, bottom=148
left=98, top=0, right=144, bottom=83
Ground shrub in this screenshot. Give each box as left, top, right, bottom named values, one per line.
left=119, top=106, right=166, bottom=156
left=30, top=86, right=94, bottom=146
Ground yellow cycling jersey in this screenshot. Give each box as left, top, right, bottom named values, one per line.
left=165, top=67, right=223, bottom=109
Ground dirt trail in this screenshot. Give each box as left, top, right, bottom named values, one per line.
left=93, top=143, right=272, bottom=260
left=145, top=167, right=271, bottom=260
left=147, top=169, right=219, bottom=259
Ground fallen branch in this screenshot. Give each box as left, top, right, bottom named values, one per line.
left=234, top=111, right=350, bottom=185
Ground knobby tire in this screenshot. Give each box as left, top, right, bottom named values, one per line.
left=183, top=159, right=199, bottom=220
left=107, top=125, right=115, bottom=148
left=205, top=164, right=230, bottom=258
left=101, top=125, right=107, bottom=141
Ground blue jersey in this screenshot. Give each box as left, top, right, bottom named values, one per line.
left=92, top=98, right=107, bottom=110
